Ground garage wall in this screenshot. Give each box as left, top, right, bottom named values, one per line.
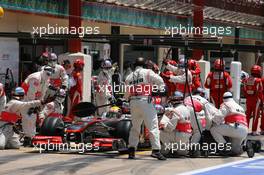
left=0, top=11, right=68, bottom=33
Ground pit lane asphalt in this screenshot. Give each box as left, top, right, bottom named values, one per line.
left=0, top=148, right=263, bottom=175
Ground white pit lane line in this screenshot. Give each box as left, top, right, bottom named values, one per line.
left=177, top=156, right=264, bottom=175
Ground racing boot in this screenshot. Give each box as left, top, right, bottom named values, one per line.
left=128, top=147, right=135, bottom=159
left=151, top=150, right=167, bottom=160
left=189, top=145, right=201, bottom=158
left=218, top=144, right=232, bottom=157
left=166, top=151, right=182, bottom=158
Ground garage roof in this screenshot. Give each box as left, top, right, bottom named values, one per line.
left=96, top=0, right=264, bottom=27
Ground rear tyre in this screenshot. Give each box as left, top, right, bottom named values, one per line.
left=40, top=117, right=64, bottom=136
left=116, top=119, right=131, bottom=143
left=246, top=140, right=255, bottom=158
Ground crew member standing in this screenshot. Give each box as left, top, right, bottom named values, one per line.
left=188, top=59, right=202, bottom=91
left=165, top=59, right=192, bottom=95
left=21, top=66, right=54, bottom=141
left=261, top=74, right=264, bottom=135
left=96, top=60, right=117, bottom=116
left=68, top=59, right=85, bottom=121
left=243, top=65, right=263, bottom=135
left=160, top=60, right=177, bottom=96
left=125, top=57, right=166, bottom=160
left=204, top=59, right=232, bottom=108
left=44, top=53, right=68, bottom=99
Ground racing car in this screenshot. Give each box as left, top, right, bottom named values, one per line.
left=32, top=101, right=132, bottom=152
left=32, top=96, right=165, bottom=152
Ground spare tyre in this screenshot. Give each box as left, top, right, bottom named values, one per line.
left=40, top=117, right=64, bottom=136
left=116, top=119, right=131, bottom=143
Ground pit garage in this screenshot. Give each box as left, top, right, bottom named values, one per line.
left=0, top=0, right=264, bottom=175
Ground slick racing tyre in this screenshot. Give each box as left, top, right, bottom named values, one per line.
left=40, top=117, right=64, bottom=136
left=116, top=119, right=131, bottom=143
left=246, top=140, right=255, bottom=158
left=253, top=141, right=262, bottom=153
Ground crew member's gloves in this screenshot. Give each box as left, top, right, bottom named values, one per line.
left=48, top=85, right=57, bottom=91
left=160, top=72, right=170, bottom=80
left=115, top=98, right=124, bottom=107
left=159, top=123, right=165, bottom=130
left=27, top=107, right=35, bottom=115
left=61, top=85, right=67, bottom=90
left=34, top=107, right=41, bottom=114
left=163, top=59, right=170, bottom=66
left=178, top=62, right=187, bottom=69
left=168, top=75, right=174, bottom=83
left=27, top=107, right=41, bottom=115
left=113, top=63, right=118, bottom=69
left=108, top=96, right=116, bottom=104
left=41, top=96, right=56, bottom=105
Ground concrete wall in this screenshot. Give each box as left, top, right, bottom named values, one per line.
left=0, top=11, right=163, bottom=35
left=239, top=39, right=256, bottom=73
left=0, top=11, right=68, bottom=33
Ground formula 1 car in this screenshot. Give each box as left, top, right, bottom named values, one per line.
left=32, top=101, right=132, bottom=152
left=32, top=97, right=166, bottom=152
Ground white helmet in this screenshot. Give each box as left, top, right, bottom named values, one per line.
left=168, top=91, right=184, bottom=106
left=223, top=92, right=233, bottom=102
left=56, top=89, right=66, bottom=104
left=47, top=53, right=58, bottom=67
left=57, top=89, right=66, bottom=98
left=178, top=58, right=186, bottom=68
left=42, top=66, right=54, bottom=77
left=101, top=59, right=112, bottom=69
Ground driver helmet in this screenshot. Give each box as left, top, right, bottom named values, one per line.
left=12, top=87, right=25, bottom=100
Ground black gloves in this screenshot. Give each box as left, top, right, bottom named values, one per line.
left=48, top=85, right=57, bottom=91
left=61, top=85, right=67, bottom=90
left=27, top=107, right=40, bottom=115
left=115, top=98, right=124, bottom=107
left=163, top=59, right=169, bottom=66
left=41, top=95, right=56, bottom=105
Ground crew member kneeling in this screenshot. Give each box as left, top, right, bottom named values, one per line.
left=0, top=87, right=49, bottom=149
left=159, top=91, right=192, bottom=157
left=210, top=92, right=248, bottom=156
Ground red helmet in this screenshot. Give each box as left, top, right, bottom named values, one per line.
left=41, top=51, right=49, bottom=58
left=161, top=71, right=174, bottom=79
left=188, top=59, right=196, bottom=69
left=251, top=65, right=262, bottom=77
left=74, top=59, right=84, bottom=69
left=164, top=71, right=174, bottom=76
left=214, top=59, right=225, bottom=70
left=168, top=60, right=177, bottom=66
